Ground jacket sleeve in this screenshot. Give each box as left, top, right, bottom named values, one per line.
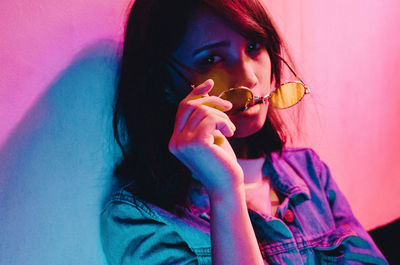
left=318, top=159, right=388, bottom=264
left=100, top=200, right=198, bottom=265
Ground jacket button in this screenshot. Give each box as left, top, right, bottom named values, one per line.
left=284, top=209, right=295, bottom=223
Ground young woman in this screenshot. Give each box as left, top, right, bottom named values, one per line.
left=101, top=0, right=387, bottom=264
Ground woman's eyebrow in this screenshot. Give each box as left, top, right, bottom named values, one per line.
left=192, top=41, right=230, bottom=56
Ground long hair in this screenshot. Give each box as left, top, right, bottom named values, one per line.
left=113, top=0, right=286, bottom=213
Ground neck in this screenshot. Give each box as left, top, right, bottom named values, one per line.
left=237, top=156, right=266, bottom=184
left=229, top=137, right=266, bottom=184
left=229, top=137, right=264, bottom=159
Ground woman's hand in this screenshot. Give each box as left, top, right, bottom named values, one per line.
left=168, top=79, right=244, bottom=196
left=170, top=80, right=265, bottom=265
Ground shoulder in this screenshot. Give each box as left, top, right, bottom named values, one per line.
left=101, top=189, right=163, bottom=223
left=100, top=190, right=166, bottom=264
left=100, top=189, right=211, bottom=265
left=281, top=147, right=322, bottom=165
left=284, top=147, right=331, bottom=177
left=270, top=147, right=327, bottom=177
left=264, top=147, right=332, bottom=196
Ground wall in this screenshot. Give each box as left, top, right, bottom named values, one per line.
left=1, top=0, right=399, bottom=264
left=265, top=0, right=400, bottom=229
left=0, top=1, right=128, bottom=264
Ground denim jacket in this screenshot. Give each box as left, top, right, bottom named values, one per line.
left=100, top=148, right=388, bottom=264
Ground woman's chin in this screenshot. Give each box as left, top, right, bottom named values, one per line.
left=229, top=104, right=268, bottom=138
left=231, top=123, right=263, bottom=138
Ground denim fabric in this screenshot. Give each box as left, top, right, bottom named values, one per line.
left=100, top=148, right=388, bottom=264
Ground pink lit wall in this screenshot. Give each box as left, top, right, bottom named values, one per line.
left=0, top=0, right=399, bottom=264
left=265, top=0, right=400, bottom=230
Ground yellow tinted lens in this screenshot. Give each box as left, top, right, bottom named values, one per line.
left=219, top=88, right=252, bottom=112
left=269, top=82, right=305, bottom=109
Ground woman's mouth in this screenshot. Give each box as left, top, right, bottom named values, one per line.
left=238, top=103, right=261, bottom=116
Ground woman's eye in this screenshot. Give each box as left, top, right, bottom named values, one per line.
left=203, top=55, right=222, bottom=65
left=246, top=42, right=261, bottom=53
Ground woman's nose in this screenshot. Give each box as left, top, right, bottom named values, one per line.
left=231, top=55, right=258, bottom=89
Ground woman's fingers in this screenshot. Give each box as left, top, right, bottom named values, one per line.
left=174, top=79, right=232, bottom=133
left=168, top=79, right=241, bottom=191
left=174, top=79, right=213, bottom=133
left=175, top=96, right=232, bottom=133
left=185, top=104, right=235, bottom=133
left=193, top=113, right=236, bottom=140
left=186, top=79, right=214, bottom=101
left=192, top=79, right=214, bottom=96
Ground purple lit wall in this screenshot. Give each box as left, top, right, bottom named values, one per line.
left=0, top=0, right=399, bottom=264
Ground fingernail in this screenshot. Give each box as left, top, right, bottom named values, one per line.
left=193, top=79, right=213, bottom=95
left=225, top=101, right=233, bottom=108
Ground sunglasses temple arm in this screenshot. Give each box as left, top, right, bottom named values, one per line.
left=166, top=59, right=194, bottom=89
left=273, top=53, right=307, bottom=86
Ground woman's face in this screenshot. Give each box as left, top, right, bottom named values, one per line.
left=171, top=7, right=272, bottom=138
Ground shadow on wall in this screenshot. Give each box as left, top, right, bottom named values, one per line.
left=369, top=218, right=400, bottom=264
left=0, top=39, right=121, bottom=265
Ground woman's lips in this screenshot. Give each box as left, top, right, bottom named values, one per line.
left=236, top=102, right=261, bottom=116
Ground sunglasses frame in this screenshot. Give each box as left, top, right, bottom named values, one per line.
left=167, top=53, right=310, bottom=111
left=266, top=80, right=310, bottom=110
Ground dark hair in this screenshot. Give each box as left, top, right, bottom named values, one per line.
left=113, top=0, right=286, bottom=213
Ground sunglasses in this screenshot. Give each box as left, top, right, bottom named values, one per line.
left=168, top=55, right=310, bottom=113
left=219, top=80, right=309, bottom=113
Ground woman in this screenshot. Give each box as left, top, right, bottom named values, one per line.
left=101, top=0, right=387, bottom=264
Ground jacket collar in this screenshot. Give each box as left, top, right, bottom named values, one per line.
left=264, top=151, right=311, bottom=203
left=187, top=150, right=311, bottom=218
